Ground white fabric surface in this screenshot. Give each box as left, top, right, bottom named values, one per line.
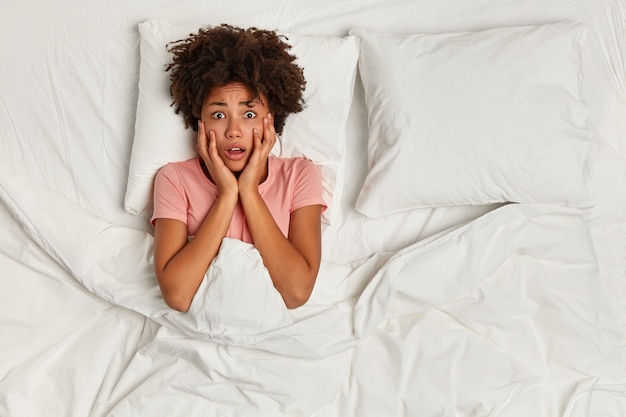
left=0, top=168, right=617, bottom=414
left=0, top=0, right=625, bottom=416
left=353, top=22, right=593, bottom=216
left=184, top=238, right=293, bottom=336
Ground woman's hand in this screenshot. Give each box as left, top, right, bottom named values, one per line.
left=196, top=120, right=238, bottom=196
left=238, top=113, right=276, bottom=192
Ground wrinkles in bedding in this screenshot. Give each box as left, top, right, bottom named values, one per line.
left=105, top=326, right=353, bottom=417
left=342, top=247, right=607, bottom=417
left=0, top=168, right=618, bottom=416
left=1, top=0, right=625, bottom=416
left=587, top=136, right=626, bottom=401
left=0, top=203, right=153, bottom=417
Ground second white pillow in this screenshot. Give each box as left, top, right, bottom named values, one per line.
left=351, top=22, right=593, bottom=217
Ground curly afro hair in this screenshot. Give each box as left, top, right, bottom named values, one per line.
left=166, top=24, right=306, bottom=135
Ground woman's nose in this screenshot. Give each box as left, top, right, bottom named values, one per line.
left=225, top=119, right=242, bottom=139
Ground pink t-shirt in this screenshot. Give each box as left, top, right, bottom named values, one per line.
left=151, top=157, right=326, bottom=243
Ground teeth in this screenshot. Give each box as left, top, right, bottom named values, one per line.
left=229, top=147, right=243, bottom=151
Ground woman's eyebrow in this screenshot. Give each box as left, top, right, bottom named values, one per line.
left=243, top=98, right=261, bottom=107
left=205, top=98, right=260, bottom=107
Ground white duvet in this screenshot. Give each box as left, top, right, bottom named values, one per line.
left=1, top=0, right=625, bottom=416
left=0, top=168, right=615, bottom=416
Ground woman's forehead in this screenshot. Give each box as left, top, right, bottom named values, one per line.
left=204, top=82, right=267, bottom=106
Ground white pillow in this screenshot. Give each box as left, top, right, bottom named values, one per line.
left=125, top=20, right=360, bottom=224
left=350, top=22, right=593, bottom=217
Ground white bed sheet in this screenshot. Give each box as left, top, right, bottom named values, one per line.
left=1, top=0, right=625, bottom=416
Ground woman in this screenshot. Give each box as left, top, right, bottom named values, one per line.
left=151, top=24, right=326, bottom=312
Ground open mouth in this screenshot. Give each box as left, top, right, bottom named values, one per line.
left=225, top=146, right=246, bottom=160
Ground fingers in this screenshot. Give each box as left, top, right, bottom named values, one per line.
left=263, top=113, right=277, bottom=150
left=254, top=113, right=276, bottom=157
left=196, top=120, right=209, bottom=160
left=207, top=129, right=219, bottom=159
left=197, top=120, right=220, bottom=164
left=253, top=126, right=263, bottom=152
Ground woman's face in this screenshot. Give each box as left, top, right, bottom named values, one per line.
left=200, top=82, right=270, bottom=173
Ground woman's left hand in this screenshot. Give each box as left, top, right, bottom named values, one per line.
left=238, top=113, right=276, bottom=192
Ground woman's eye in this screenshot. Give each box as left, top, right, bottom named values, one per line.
left=244, top=111, right=256, bottom=119
left=212, top=112, right=225, bottom=120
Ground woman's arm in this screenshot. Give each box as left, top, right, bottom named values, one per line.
left=153, top=192, right=237, bottom=312
left=238, top=114, right=322, bottom=308
left=153, top=120, right=239, bottom=312
left=239, top=193, right=322, bottom=309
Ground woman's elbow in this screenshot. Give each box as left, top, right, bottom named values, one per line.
left=284, top=295, right=308, bottom=309
left=155, top=269, right=196, bottom=312
left=161, top=288, right=193, bottom=312
left=284, top=295, right=309, bottom=309
left=283, top=278, right=316, bottom=309
left=166, top=298, right=192, bottom=313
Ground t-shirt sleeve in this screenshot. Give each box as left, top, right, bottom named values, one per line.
left=151, top=164, right=189, bottom=226
left=291, top=158, right=328, bottom=213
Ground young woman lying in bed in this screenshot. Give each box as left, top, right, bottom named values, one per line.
left=151, top=25, right=326, bottom=312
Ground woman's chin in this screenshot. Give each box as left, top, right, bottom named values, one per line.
left=226, top=162, right=246, bottom=174
left=223, top=157, right=247, bottom=173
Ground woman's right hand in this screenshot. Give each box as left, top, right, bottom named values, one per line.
left=196, top=120, right=238, bottom=197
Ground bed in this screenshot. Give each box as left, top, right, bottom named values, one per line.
left=1, top=0, right=625, bottom=416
